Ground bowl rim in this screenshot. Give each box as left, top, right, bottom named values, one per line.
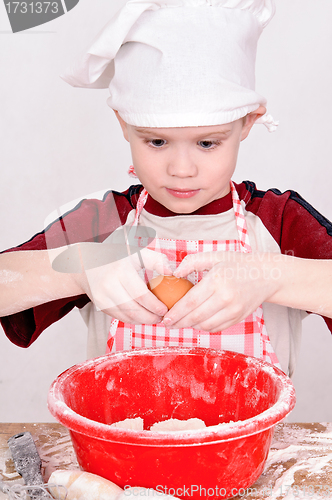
left=47, top=347, right=296, bottom=447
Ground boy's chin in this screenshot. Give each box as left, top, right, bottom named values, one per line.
left=161, top=198, right=204, bottom=214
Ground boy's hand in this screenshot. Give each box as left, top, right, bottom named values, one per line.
left=75, top=246, right=172, bottom=324
left=162, top=251, right=280, bottom=332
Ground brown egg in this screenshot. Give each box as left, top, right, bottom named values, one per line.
left=147, top=275, right=194, bottom=309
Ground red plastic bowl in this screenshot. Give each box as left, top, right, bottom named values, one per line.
left=48, top=347, right=295, bottom=499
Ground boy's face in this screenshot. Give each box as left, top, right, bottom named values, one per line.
left=116, top=109, right=264, bottom=214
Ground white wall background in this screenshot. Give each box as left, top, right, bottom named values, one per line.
left=1, top=0, right=332, bottom=422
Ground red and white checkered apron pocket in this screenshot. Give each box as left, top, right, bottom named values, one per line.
left=106, top=182, right=280, bottom=367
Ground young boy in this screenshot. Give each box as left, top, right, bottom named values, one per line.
left=1, top=0, right=332, bottom=379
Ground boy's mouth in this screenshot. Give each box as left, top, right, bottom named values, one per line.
left=166, top=188, right=200, bottom=198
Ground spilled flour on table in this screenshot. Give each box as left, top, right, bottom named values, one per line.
left=249, top=423, right=332, bottom=500
left=34, top=424, right=79, bottom=481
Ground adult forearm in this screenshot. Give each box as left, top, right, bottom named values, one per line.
left=0, top=249, right=84, bottom=316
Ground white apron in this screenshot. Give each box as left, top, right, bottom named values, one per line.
left=106, top=182, right=280, bottom=367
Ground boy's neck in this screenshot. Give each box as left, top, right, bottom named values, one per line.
left=144, top=191, right=233, bottom=217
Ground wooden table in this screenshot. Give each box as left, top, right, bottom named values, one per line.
left=0, top=423, right=78, bottom=499
left=1, top=422, right=332, bottom=499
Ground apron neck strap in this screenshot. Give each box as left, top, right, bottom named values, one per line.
left=230, top=181, right=252, bottom=253
left=133, top=188, right=148, bottom=226
left=132, top=179, right=252, bottom=253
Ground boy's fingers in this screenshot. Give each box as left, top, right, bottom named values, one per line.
left=163, top=281, right=213, bottom=325
left=190, top=299, right=259, bottom=332
left=174, top=252, right=219, bottom=277
left=192, top=311, right=241, bottom=332
left=131, top=249, right=172, bottom=276
left=98, top=271, right=167, bottom=321
left=154, top=261, right=173, bottom=277
left=103, top=301, right=164, bottom=325
left=120, top=265, right=169, bottom=316
left=136, top=290, right=169, bottom=317
left=90, top=280, right=135, bottom=311
left=164, top=293, right=245, bottom=332
left=140, top=249, right=173, bottom=275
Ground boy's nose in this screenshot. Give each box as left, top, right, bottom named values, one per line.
left=167, top=150, right=198, bottom=178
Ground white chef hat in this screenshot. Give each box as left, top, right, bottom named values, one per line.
left=62, top=0, right=278, bottom=131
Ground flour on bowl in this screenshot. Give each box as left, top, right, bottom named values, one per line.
left=151, top=418, right=206, bottom=432
left=110, top=417, right=206, bottom=432
left=110, top=417, right=144, bottom=430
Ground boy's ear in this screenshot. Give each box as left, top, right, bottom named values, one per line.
left=241, top=105, right=267, bottom=141
left=113, top=110, right=129, bottom=142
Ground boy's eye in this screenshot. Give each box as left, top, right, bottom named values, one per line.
left=198, top=140, right=218, bottom=149
left=150, top=139, right=166, bottom=147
